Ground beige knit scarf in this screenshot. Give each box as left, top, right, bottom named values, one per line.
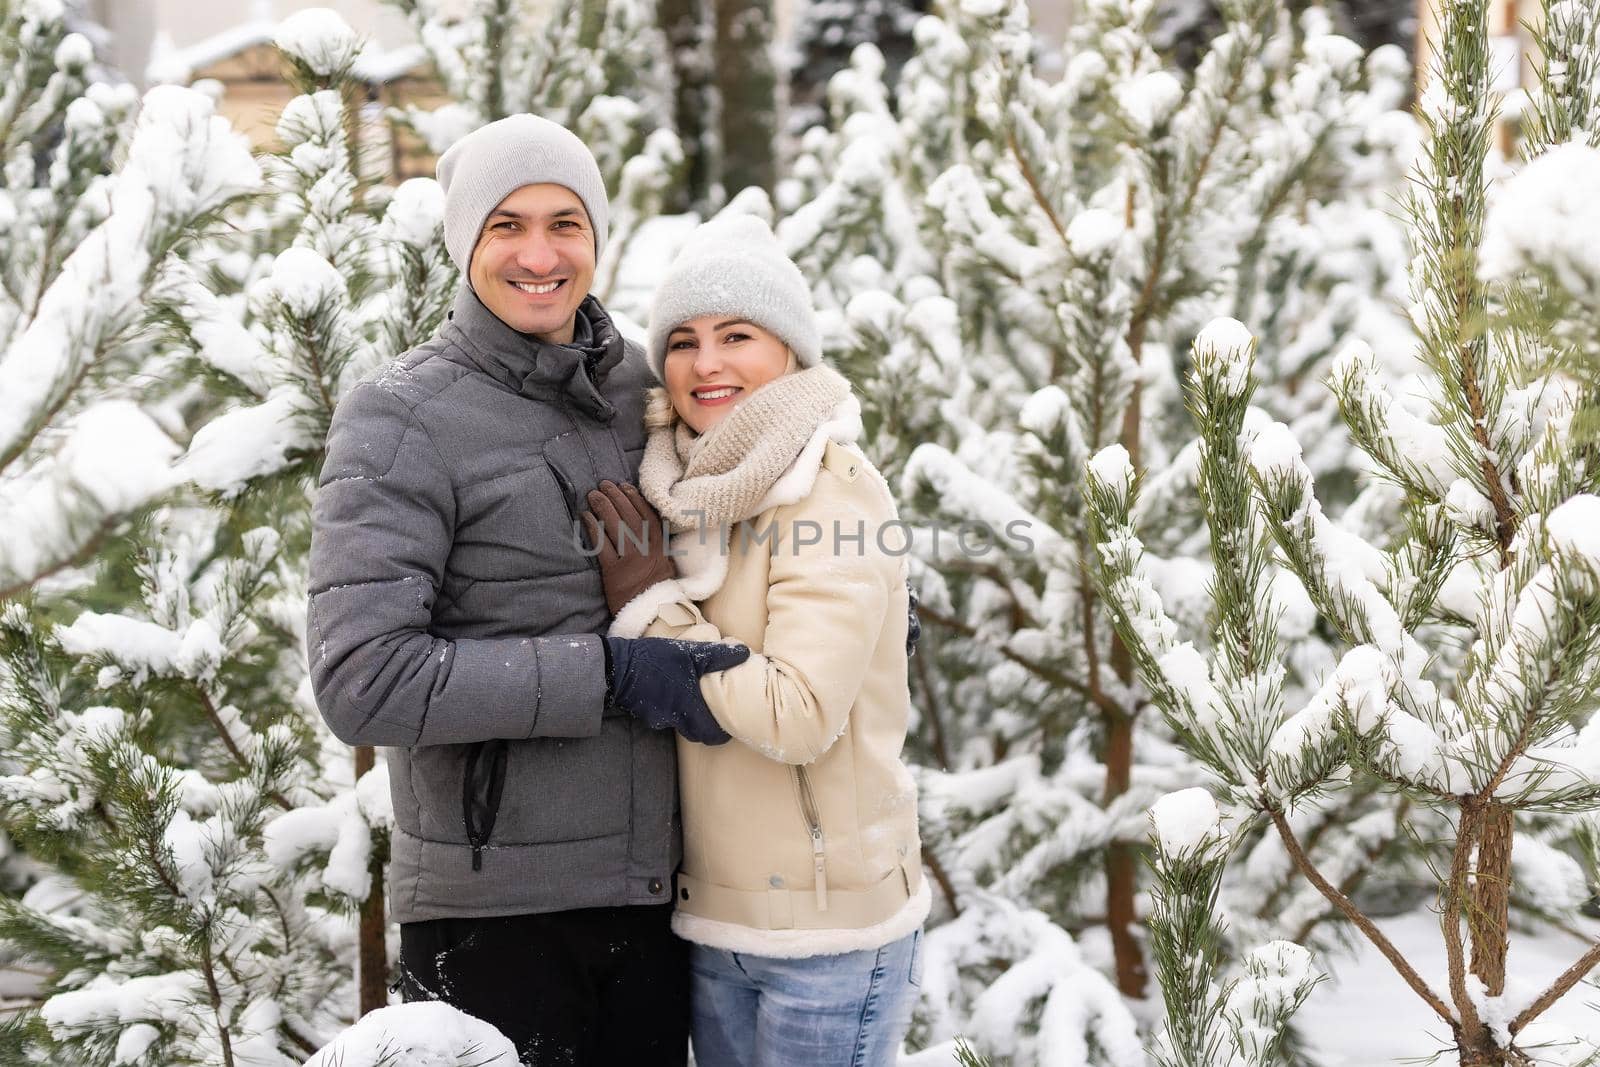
left=638, top=365, right=854, bottom=532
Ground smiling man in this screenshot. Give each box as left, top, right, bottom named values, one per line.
left=307, top=115, right=746, bottom=1065
left=467, top=182, right=595, bottom=340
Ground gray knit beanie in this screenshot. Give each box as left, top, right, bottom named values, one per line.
left=435, top=114, right=609, bottom=275
left=646, top=214, right=821, bottom=381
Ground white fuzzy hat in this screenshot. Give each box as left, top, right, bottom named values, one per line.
left=645, top=214, right=821, bottom=380
left=435, top=114, right=609, bottom=275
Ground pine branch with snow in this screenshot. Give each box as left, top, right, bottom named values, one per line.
left=1144, top=787, right=1322, bottom=1067
left=0, top=521, right=374, bottom=1064
left=300, top=1001, right=517, bottom=1066
left=172, top=22, right=456, bottom=499
left=1479, top=6, right=1600, bottom=450
left=383, top=0, right=681, bottom=195
left=0, top=2, right=137, bottom=353
left=0, top=12, right=461, bottom=1060
left=1091, top=318, right=1600, bottom=1062
left=0, top=79, right=260, bottom=602
left=1518, top=0, right=1600, bottom=157
left=765, top=4, right=1421, bottom=1054
left=906, top=891, right=1145, bottom=1067
left=1146, top=789, right=1233, bottom=1067
left=1085, top=0, right=1600, bottom=1040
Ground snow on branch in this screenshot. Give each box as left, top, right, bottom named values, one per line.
left=302, top=1001, right=518, bottom=1066
left=0, top=86, right=258, bottom=596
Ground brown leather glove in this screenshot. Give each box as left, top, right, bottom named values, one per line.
left=581, top=481, right=676, bottom=616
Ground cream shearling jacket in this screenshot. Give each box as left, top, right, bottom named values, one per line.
left=609, top=424, right=928, bottom=957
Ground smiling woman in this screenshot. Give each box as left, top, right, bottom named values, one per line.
left=591, top=212, right=927, bottom=1067
left=662, top=317, right=795, bottom=433
left=466, top=183, right=597, bottom=342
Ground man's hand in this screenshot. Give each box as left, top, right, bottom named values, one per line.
left=581, top=481, right=676, bottom=615
left=603, top=636, right=748, bottom=745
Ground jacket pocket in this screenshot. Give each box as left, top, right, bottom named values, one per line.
left=452, top=464, right=580, bottom=578
left=490, top=728, right=632, bottom=844
left=542, top=431, right=598, bottom=524
left=544, top=455, right=579, bottom=522
left=462, top=739, right=508, bottom=872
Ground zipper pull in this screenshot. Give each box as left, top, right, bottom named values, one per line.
left=811, top=828, right=827, bottom=912
left=472, top=844, right=483, bottom=872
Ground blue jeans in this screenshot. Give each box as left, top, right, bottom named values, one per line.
left=688, top=931, right=922, bottom=1067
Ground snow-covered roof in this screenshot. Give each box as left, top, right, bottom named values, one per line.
left=146, top=22, right=428, bottom=86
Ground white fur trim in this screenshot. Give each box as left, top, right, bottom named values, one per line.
left=670, top=881, right=931, bottom=959
left=669, top=526, right=729, bottom=598
left=606, top=578, right=691, bottom=638
left=750, top=395, right=863, bottom=516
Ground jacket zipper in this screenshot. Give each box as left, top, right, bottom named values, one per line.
left=462, top=740, right=508, bottom=872
left=793, top=766, right=828, bottom=912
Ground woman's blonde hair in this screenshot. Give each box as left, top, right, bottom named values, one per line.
left=643, top=387, right=678, bottom=432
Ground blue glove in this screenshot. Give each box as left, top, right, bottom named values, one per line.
left=602, top=636, right=748, bottom=745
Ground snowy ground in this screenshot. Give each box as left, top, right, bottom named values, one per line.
left=899, top=908, right=1599, bottom=1064
left=1298, top=911, right=1600, bottom=1065
left=3, top=910, right=1594, bottom=1062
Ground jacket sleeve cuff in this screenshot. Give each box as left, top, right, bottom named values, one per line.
left=463, top=633, right=595, bottom=739
left=524, top=633, right=608, bottom=738
left=607, top=578, right=692, bottom=639
left=430, top=633, right=608, bottom=740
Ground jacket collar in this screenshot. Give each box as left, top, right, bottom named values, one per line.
left=444, top=284, right=622, bottom=421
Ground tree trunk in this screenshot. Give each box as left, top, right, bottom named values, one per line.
left=712, top=0, right=777, bottom=198
left=1452, top=801, right=1513, bottom=1066
left=1103, top=658, right=1145, bottom=997
left=1470, top=802, right=1513, bottom=995
left=355, top=745, right=389, bottom=1016
left=657, top=0, right=719, bottom=211
left=577, top=0, right=608, bottom=49
left=1106, top=200, right=1149, bottom=997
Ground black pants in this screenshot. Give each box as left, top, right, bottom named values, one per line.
left=398, top=904, right=688, bottom=1066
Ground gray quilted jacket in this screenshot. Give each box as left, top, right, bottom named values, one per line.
left=307, top=285, right=674, bottom=923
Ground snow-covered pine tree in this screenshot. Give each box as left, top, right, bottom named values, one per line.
left=1151, top=0, right=1420, bottom=71
left=1143, top=787, right=1320, bottom=1067
left=783, top=0, right=927, bottom=136
left=0, top=9, right=457, bottom=1061
left=1088, top=0, right=1600, bottom=1061
left=767, top=1, right=1417, bottom=1058
left=0, top=0, right=210, bottom=603
left=384, top=0, right=685, bottom=303
left=1482, top=0, right=1600, bottom=447
left=0, top=0, right=134, bottom=905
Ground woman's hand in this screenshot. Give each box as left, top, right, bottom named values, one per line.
left=581, top=481, right=677, bottom=615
